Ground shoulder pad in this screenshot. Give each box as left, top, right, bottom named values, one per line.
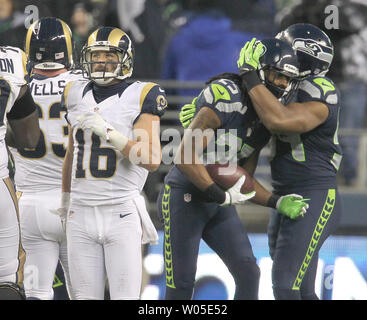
left=298, top=76, right=338, bottom=105
left=62, top=79, right=88, bottom=108
left=210, top=82, right=232, bottom=102
left=198, top=78, right=246, bottom=116
left=61, top=80, right=74, bottom=109
left=201, top=79, right=242, bottom=105
left=312, top=77, right=336, bottom=95
left=65, top=70, right=85, bottom=82
left=0, top=46, right=27, bottom=86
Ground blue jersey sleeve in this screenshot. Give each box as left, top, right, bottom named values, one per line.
left=195, top=79, right=245, bottom=127
left=140, top=83, right=168, bottom=117
left=298, top=76, right=339, bottom=106
left=297, top=75, right=340, bottom=123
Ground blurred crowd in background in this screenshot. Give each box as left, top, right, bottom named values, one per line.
left=1, top=0, right=367, bottom=188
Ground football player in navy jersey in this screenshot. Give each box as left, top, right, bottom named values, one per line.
left=236, top=23, right=343, bottom=300
left=158, top=38, right=309, bottom=300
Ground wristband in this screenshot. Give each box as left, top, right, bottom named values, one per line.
left=61, top=192, right=70, bottom=210
left=204, top=183, right=226, bottom=204
left=267, top=194, right=280, bottom=209
left=106, top=129, right=129, bottom=151
left=240, top=70, right=262, bottom=92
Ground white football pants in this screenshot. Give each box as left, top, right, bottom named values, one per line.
left=0, top=177, right=25, bottom=284
left=67, top=199, right=143, bottom=300
left=19, top=188, right=73, bottom=300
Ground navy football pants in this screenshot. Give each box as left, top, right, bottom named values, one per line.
left=268, top=188, right=342, bottom=300
left=157, top=184, right=260, bottom=300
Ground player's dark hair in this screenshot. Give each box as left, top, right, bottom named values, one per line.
left=206, top=72, right=242, bottom=87
left=207, top=72, right=249, bottom=103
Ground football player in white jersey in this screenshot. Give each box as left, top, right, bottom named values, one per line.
left=0, top=46, right=40, bottom=299
left=9, top=17, right=81, bottom=300
left=58, top=26, right=167, bottom=300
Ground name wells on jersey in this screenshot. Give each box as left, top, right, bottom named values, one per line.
left=30, top=80, right=66, bottom=96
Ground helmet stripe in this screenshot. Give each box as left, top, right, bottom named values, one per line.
left=96, top=27, right=113, bottom=42
left=60, top=20, right=73, bottom=63
left=25, top=20, right=37, bottom=55
left=88, top=29, right=99, bottom=46
left=108, top=28, right=126, bottom=47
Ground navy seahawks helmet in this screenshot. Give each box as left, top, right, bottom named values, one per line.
left=81, top=27, right=134, bottom=85
left=257, top=38, right=299, bottom=100
left=25, top=17, right=74, bottom=70
left=276, top=23, right=334, bottom=79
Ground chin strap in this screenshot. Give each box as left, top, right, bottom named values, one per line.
left=90, top=72, right=116, bottom=85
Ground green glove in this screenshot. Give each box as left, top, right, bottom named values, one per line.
left=179, top=97, right=197, bottom=129
left=237, top=38, right=264, bottom=75
left=276, top=194, right=309, bottom=219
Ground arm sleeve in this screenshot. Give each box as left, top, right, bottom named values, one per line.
left=245, top=124, right=272, bottom=150
left=238, top=124, right=272, bottom=166
left=298, top=76, right=339, bottom=105
left=7, top=86, right=37, bottom=120
left=297, top=76, right=340, bottom=122
left=133, top=83, right=168, bottom=124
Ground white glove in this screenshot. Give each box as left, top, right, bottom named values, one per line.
left=77, top=112, right=114, bottom=140
left=50, top=192, right=70, bottom=232
left=220, top=176, right=256, bottom=206
left=77, top=112, right=129, bottom=151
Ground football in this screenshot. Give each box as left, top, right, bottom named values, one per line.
left=206, top=163, right=255, bottom=194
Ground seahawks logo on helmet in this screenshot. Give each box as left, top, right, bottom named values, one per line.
left=257, top=40, right=267, bottom=58
left=292, top=38, right=333, bottom=64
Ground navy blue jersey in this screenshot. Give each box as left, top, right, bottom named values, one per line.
left=271, top=76, right=343, bottom=193
left=166, top=78, right=270, bottom=192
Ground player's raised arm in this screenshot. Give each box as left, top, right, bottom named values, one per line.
left=238, top=38, right=330, bottom=134
left=246, top=82, right=329, bottom=134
